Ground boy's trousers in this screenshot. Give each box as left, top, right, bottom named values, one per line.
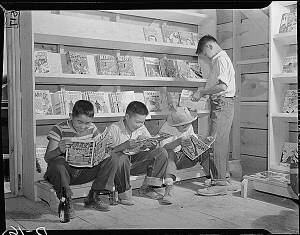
left=44, top=155, right=129, bottom=200
left=112, top=147, right=168, bottom=195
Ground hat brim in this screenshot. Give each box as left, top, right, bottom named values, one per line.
left=168, top=116, right=198, bottom=127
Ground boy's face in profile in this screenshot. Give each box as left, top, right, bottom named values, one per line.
left=71, top=114, right=93, bottom=133
left=125, top=113, right=146, bottom=132
left=176, top=123, right=191, bottom=133
left=199, top=42, right=214, bottom=60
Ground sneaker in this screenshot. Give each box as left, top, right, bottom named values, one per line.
left=160, top=185, right=174, bottom=205
left=118, top=199, right=134, bottom=206
left=84, top=190, right=110, bottom=211
left=197, top=186, right=228, bottom=196
left=66, top=198, right=76, bottom=219
left=139, top=185, right=163, bottom=200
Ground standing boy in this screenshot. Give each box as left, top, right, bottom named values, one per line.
left=44, top=100, right=129, bottom=218
left=107, top=101, right=172, bottom=205
left=192, top=35, right=237, bottom=196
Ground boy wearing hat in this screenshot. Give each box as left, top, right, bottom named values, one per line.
left=159, top=107, right=217, bottom=201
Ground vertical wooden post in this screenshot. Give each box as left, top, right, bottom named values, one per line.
left=19, top=11, right=36, bottom=200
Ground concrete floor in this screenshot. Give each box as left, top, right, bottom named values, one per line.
left=4, top=178, right=299, bottom=233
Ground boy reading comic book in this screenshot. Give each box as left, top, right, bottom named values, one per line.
left=44, top=100, right=133, bottom=217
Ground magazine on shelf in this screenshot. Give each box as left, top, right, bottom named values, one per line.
left=134, top=92, right=146, bottom=104
left=143, top=90, right=163, bottom=112
left=34, top=51, right=50, bottom=73
left=189, top=62, right=203, bottom=78
left=51, top=91, right=65, bottom=115
left=116, top=91, right=136, bottom=113
left=132, top=56, right=146, bottom=77
left=117, top=56, right=135, bottom=76
left=279, top=13, right=289, bottom=33
left=179, top=89, right=209, bottom=112
left=36, top=147, right=47, bottom=175
left=123, top=132, right=173, bottom=155
left=143, top=26, right=163, bottom=43
left=108, top=92, right=119, bottom=113
left=66, top=51, right=89, bottom=74
left=280, top=142, right=298, bottom=167
left=86, top=91, right=111, bottom=114
left=35, top=90, right=53, bottom=115
left=144, top=57, right=161, bottom=77
left=161, top=25, right=181, bottom=44
left=159, top=58, right=179, bottom=78
left=176, top=60, right=191, bottom=79
left=181, top=135, right=215, bottom=161
left=179, top=31, right=195, bottom=46
left=282, top=89, right=298, bottom=113
left=167, top=91, right=181, bottom=110
left=286, top=11, right=297, bottom=32
left=94, top=54, right=118, bottom=75
left=252, top=171, right=290, bottom=184
left=282, top=55, right=297, bottom=73
left=64, top=91, right=83, bottom=115
left=65, top=128, right=113, bottom=168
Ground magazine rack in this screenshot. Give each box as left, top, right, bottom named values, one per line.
left=11, top=10, right=217, bottom=201
left=241, top=1, right=298, bottom=199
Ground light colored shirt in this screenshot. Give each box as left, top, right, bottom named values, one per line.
left=107, top=118, right=151, bottom=148
left=159, top=121, right=197, bottom=152
left=205, top=50, right=236, bottom=98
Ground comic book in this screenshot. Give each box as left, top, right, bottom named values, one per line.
left=123, top=132, right=173, bottom=155
left=143, top=26, right=163, bottom=43
left=181, top=135, right=215, bottom=161
left=86, top=91, right=111, bottom=114
left=143, top=90, right=163, bottom=112
left=117, top=56, right=135, bottom=76
left=51, top=91, right=65, bottom=115
left=35, top=147, right=47, bottom=175
left=65, top=128, right=113, bottom=167
left=176, top=60, right=191, bottom=79
left=282, top=89, right=298, bottom=113
left=132, top=56, right=146, bottom=77
left=286, top=11, right=297, bottom=32
left=35, top=90, right=53, bottom=115
left=108, top=92, right=119, bottom=113
left=282, top=55, right=297, bottom=73
left=280, top=142, right=298, bottom=167
left=34, top=51, right=50, bottom=73
left=116, top=91, right=136, bottom=113
left=63, top=90, right=83, bottom=115
left=159, top=58, right=179, bottom=78
left=161, top=25, right=181, bottom=44
left=166, top=91, right=181, bottom=110
left=179, top=89, right=209, bottom=112
left=66, top=51, right=89, bottom=74
left=179, top=31, right=195, bottom=46
left=144, top=57, right=161, bottom=77
left=94, top=54, right=118, bottom=75
left=279, top=13, right=289, bottom=33
left=189, top=62, right=203, bottom=78
left=253, top=171, right=290, bottom=184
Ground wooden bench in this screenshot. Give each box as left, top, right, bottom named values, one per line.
left=35, top=163, right=206, bottom=212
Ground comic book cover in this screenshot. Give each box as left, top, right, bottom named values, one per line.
left=189, top=62, right=203, bottom=78
left=66, top=51, right=89, bottom=74
left=179, top=89, right=209, bottom=112
left=117, top=56, right=135, bottom=76
left=282, top=55, right=297, bottom=73
left=144, top=57, right=161, bottom=77
left=280, top=142, right=298, bottom=167
left=159, top=58, right=179, bottom=78
left=179, top=31, right=195, bottom=46
left=167, top=91, right=181, bottom=111
left=286, top=11, right=297, bottom=32
left=279, top=13, right=289, bottom=33
left=94, top=54, right=118, bottom=75
left=161, top=25, right=181, bottom=44
left=143, top=90, right=163, bottom=112
left=34, top=51, right=50, bottom=73
left=63, top=90, right=83, bottom=115
left=282, top=89, right=298, bottom=113
left=86, top=91, right=111, bottom=114
left=143, top=26, right=163, bottom=43
left=51, top=91, right=65, bottom=115
left=116, top=91, right=135, bottom=113
left=176, top=60, right=191, bottom=79
left=35, top=90, right=53, bottom=115
left=108, top=92, right=119, bottom=113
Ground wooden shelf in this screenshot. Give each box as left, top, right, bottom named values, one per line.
left=273, top=31, right=297, bottom=45
left=100, top=10, right=209, bottom=25
left=236, top=58, right=269, bottom=65
left=35, top=73, right=206, bottom=87
left=272, top=113, right=298, bottom=122
left=272, top=73, right=297, bottom=83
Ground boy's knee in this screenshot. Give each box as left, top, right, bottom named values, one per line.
left=155, top=147, right=168, bottom=161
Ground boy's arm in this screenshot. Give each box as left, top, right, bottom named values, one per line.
left=44, top=138, right=64, bottom=163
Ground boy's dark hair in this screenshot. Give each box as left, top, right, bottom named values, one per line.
left=196, top=34, right=219, bottom=55
left=126, top=101, right=149, bottom=116
left=72, top=100, right=94, bottom=118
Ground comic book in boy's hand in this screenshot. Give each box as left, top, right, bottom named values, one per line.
left=181, top=135, right=215, bottom=161
left=123, top=132, right=173, bottom=155
left=65, top=128, right=113, bottom=167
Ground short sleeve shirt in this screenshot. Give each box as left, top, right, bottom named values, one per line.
left=159, top=121, right=197, bottom=152
left=205, top=50, right=236, bottom=98
left=107, top=118, right=152, bottom=148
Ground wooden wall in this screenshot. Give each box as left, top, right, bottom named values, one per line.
left=217, top=9, right=270, bottom=176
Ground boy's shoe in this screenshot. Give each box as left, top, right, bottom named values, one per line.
left=118, top=199, right=134, bottom=206
left=66, top=198, right=76, bottom=219
left=197, top=185, right=228, bottom=196
left=204, top=178, right=239, bottom=192
left=138, top=185, right=163, bottom=200
left=160, top=184, right=174, bottom=205
left=84, top=190, right=110, bottom=211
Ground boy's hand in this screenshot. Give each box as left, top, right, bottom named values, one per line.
left=58, top=139, right=72, bottom=154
